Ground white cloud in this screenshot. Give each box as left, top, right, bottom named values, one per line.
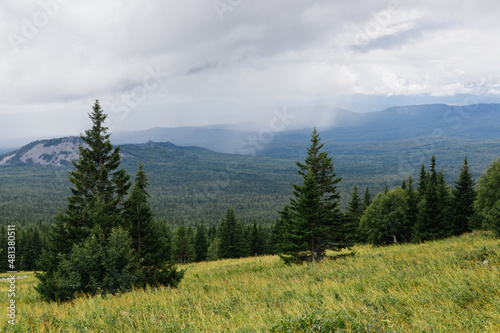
left=1, top=0, right=500, bottom=145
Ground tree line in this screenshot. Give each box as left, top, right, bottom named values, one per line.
left=0, top=211, right=276, bottom=273
left=2, top=129, right=499, bottom=270
left=1, top=106, right=500, bottom=300
left=271, top=129, right=500, bottom=263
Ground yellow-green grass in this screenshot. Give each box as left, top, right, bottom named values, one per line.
left=1, top=231, right=499, bottom=332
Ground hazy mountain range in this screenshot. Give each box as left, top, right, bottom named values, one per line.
left=110, top=104, right=500, bottom=155
left=2, top=103, right=500, bottom=158
left=1, top=103, right=499, bottom=224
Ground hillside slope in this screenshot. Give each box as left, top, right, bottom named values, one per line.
left=2, top=231, right=499, bottom=332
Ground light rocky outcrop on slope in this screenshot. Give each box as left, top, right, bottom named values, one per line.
left=0, top=137, right=84, bottom=166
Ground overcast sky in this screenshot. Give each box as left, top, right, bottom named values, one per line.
left=1, top=0, right=500, bottom=147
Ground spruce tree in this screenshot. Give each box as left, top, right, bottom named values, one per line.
left=436, top=170, right=452, bottom=237
left=346, top=184, right=363, bottom=243
left=406, top=175, right=418, bottom=241
left=125, top=163, right=153, bottom=253
left=31, top=228, right=43, bottom=269
left=66, top=100, right=131, bottom=242
left=17, top=228, right=27, bottom=271
left=279, top=129, right=347, bottom=263
left=258, top=224, right=270, bottom=255
left=194, top=224, right=208, bottom=262
left=280, top=168, right=321, bottom=263
left=296, top=129, right=342, bottom=224
left=430, top=155, right=437, bottom=185
left=241, top=224, right=252, bottom=257
left=207, top=237, right=221, bottom=261
left=187, top=226, right=197, bottom=260
left=36, top=100, right=183, bottom=301
left=36, top=100, right=132, bottom=301
left=413, top=156, right=443, bottom=241
left=218, top=208, right=243, bottom=259
left=451, top=157, right=476, bottom=235
left=249, top=221, right=265, bottom=256
left=417, top=164, right=427, bottom=198
left=157, top=222, right=173, bottom=261
left=124, top=163, right=182, bottom=286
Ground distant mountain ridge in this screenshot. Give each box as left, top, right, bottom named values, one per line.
left=328, top=103, right=500, bottom=141
left=1, top=103, right=499, bottom=157
left=110, top=104, right=500, bottom=154
left=256, top=104, right=500, bottom=156
left=1, top=103, right=499, bottom=167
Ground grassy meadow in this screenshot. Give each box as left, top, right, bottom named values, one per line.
left=1, top=231, right=499, bottom=332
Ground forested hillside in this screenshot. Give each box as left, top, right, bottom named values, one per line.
left=0, top=141, right=299, bottom=224
left=1, top=136, right=500, bottom=225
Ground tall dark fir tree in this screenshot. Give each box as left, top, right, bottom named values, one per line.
left=406, top=175, right=418, bottom=241
left=451, top=157, right=476, bottom=235
left=194, top=224, right=209, bottom=262
left=436, top=170, right=452, bottom=237
left=414, top=156, right=441, bottom=241
left=124, top=162, right=182, bottom=286
left=66, top=100, right=131, bottom=242
left=345, top=184, right=364, bottom=243
left=413, top=155, right=452, bottom=241
left=279, top=129, right=348, bottom=263
left=218, top=207, right=243, bottom=259
left=37, top=100, right=133, bottom=301
left=36, top=100, right=183, bottom=301
left=417, top=164, right=427, bottom=198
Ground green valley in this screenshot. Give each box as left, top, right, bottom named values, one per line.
left=1, top=137, right=500, bottom=225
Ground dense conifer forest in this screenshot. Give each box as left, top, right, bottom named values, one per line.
left=2, top=103, right=499, bottom=280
